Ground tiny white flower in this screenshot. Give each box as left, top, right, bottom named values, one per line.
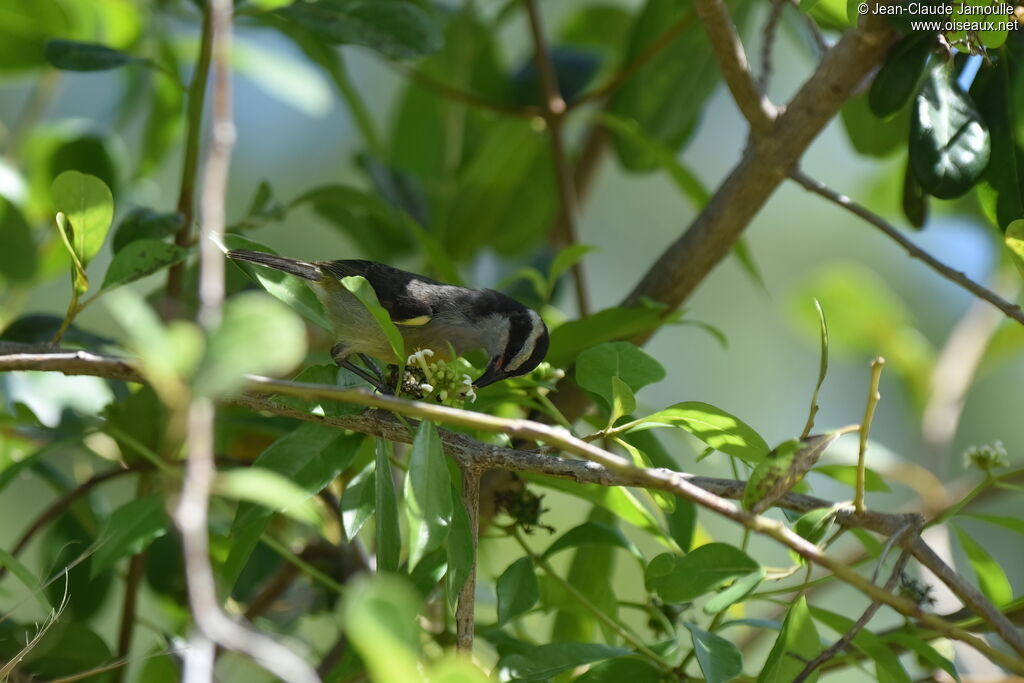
left=419, top=383, right=434, bottom=393
left=407, top=348, right=436, bottom=379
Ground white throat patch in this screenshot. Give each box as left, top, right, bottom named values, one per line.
left=505, top=309, right=545, bottom=372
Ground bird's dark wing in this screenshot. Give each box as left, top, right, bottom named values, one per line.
left=318, top=259, right=437, bottom=325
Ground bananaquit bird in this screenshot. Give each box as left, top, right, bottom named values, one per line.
left=227, top=250, right=550, bottom=391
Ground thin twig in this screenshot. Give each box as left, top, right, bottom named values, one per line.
left=456, top=466, right=481, bottom=652
left=856, top=357, right=885, bottom=513
left=758, top=0, right=787, bottom=92
left=791, top=171, right=1024, bottom=327
left=692, top=0, right=777, bottom=132
left=165, top=1, right=214, bottom=308
left=790, top=0, right=829, bottom=55
left=392, top=63, right=538, bottom=118
left=793, top=547, right=912, bottom=682
left=172, top=2, right=318, bottom=682
left=524, top=0, right=591, bottom=317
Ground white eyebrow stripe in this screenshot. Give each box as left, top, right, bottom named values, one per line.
left=506, top=310, right=545, bottom=372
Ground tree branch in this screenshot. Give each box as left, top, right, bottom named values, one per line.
left=524, top=0, right=590, bottom=316
left=693, top=0, right=777, bottom=132
left=3, top=347, right=1023, bottom=666
left=791, top=170, right=1024, bottom=327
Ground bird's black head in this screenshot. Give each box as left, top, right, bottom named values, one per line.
left=475, top=307, right=550, bottom=388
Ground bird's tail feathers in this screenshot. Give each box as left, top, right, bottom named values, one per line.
left=227, top=250, right=322, bottom=281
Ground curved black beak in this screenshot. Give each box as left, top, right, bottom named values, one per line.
left=474, top=358, right=505, bottom=389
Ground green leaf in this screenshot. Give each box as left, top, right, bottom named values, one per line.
left=100, top=239, right=188, bottom=290
left=291, top=184, right=412, bottom=262
left=44, top=39, right=137, bottom=71
left=550, top=510, right=620, bottom=644
left=446, top=485, right=474, bottom=604
left=138, top=39, right=184, bottom=177
left=529, top=476, right=667, bottom=541
left=375, top=439, right=402, bottom=572
left=885, top=633, right=960, bottom=683
left=342, top=460, right=376, bottom=540
left=793, top=507, right=840, bottom=545
left=813, top=464, right=891, bottom=492
left=1006, top=219, right=1024, bottom=280
left=90, top=495, right=168, bottom=578
left=625, top=401, right=769, bottom=463
left=576, top=341, right=665, bottom=408
left=0, top=545, right=49, bottom=611
left=609, top=376, right=636, bottom=426
left=703, top=567, right=766, bottom=614
left=55, top=212, right=89, bottom=294
left=840, top=92, right=911, bottom=158
left=910, top=61, right=991, bottom=199
left=341, top=275, right=405, bottom=375
left=967, top=513, right=1024, bottom=536
left=222, top=425, right=358, bottom=588
left=273, top=363, right=368, bottom=415
left=759, top=596, right=821, bottom=683
left=344, top=574, right=422, bottom=682
left=574, top=657, right=666, bottom=682
left=214, top=467, right=323, bottom=526
left=743, top=432, right=848, bottom=513
left=111, top=208, right=183, bottom=253
left=972, top=55, right=1023, bottom=230
left=498, top=643, right=632, bottom=680
left=954, top=525, right=1012, bottom=606
left=276, top=0, right=442, bottom=59
left=496, top=556, right=539, bottom=625
left=547, top=305, right=668, bottom=366
left=547, top=244, right=596, bottom=300
left=608, top=0, right=753, bottom=171
left=0, top=197, right=37, bottom=283
left=666, top=496, right=696, bottom=552
left=404, top=421, right=452, bottom=569
left=224, top=233, right=331, bottom=330
left=51, top=170, right=114, bottom=266
left=869, top=34, right=933, bottom=118
left=645, top=543, right=759, bottom=604
left=902, top=158, right=929, bottom=229
left=810, top=607, right=911, bottom=683
left=193, top=291, right=307, bottom=398
left=686, top=623, right=743, bottom=683
left=542, top=521, right=643, bottom=562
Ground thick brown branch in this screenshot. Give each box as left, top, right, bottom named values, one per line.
left=623, top=13, right=898, bottom=332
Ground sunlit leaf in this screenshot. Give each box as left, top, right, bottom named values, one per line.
left=90, top=495, right=168, bottom=578
left=375, top=439, right=402, bottom=572
left=686, top=623, right=743, bottom=683
left=100, top=239, right=188, bottom=290
left=404, top=421, right=452, bottom=569
left=954, top=525, right=1012, bottom=606
left=759, top=596, right=821, bottom=683
left=625, top=401, right=769, bottom=463
left=645, top=544, right=759, bottom=603
left=214, top=467, right=323, bottom=526
left=51, top=170, right=114, bottom=266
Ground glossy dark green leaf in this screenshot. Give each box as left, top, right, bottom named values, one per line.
left=45, top=39, right=136, bottom=71
left=496, top=556, right=539, bottom=625
left=910, top=61, right=991, bottom=199
left=547, top=304, right=668, bottom=366
left=576, top=341, right=665, bottom=408
left=625, top=401, right=770, bottom=463
left=498, top=642, right=632, bottom=680
left=375, top=439, right=401, bottom=572
left=275, top=0, right=442, bottom=60
left=954, top=525, right=1012, bottom=605
left=609, top=0, right=752, bottom=171
left=404, top=421, right=452, bottom=569
left=759, top=596, right=821, bottom=683
left=667, top=495, right=696, bottom=552
left=0, top=196, right=37, bottom=283
left=111, top=208, right=183, bottom=252
left=686, top=623, right=743, bottom=683
left=90, top=495, right=169, bottom=578
left=193, top=291, right=307, bottom=398
left=972, top=54, right=1024, bottom=230
left=869, top=34, right=933, bottom=118
left=743, top=431, right=848, bottom=513
left=100, top=239, right=188, bottom=290
left=224, top=233, right=331, bottom=330
left=645, top=544, right=759, bottom=604
left=902, top=157, right=929, bottom=228
left=542, top=521, right=643, bottom=561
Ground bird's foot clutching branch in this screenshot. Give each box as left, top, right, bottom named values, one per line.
left=332, top=344, right=392, bottom=394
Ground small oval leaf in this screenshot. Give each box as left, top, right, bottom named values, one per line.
left=45, top=39, right=137, bottom=71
